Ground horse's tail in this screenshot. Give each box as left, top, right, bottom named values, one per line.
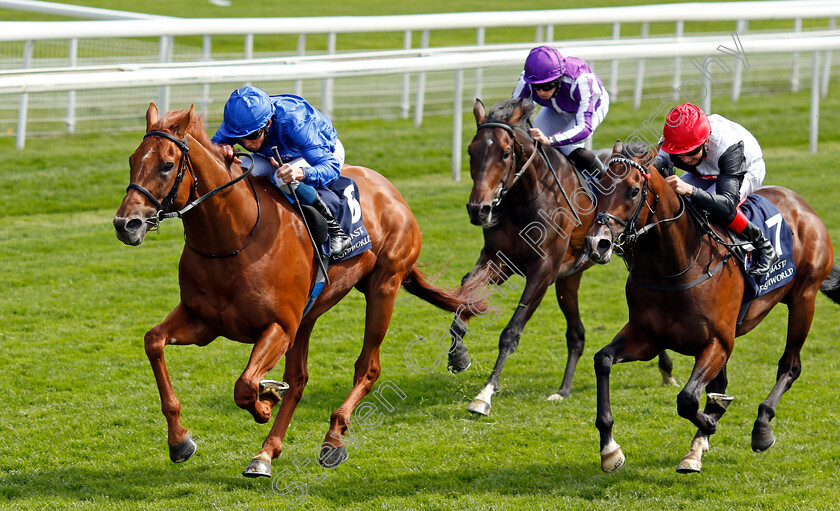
left=402, top=266, right=489, bottom=319
left=820, top=263, right=840, bottom=304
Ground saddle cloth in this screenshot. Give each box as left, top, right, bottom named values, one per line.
left=736, top=194, right=796, bottom=324
left=246, top=152, right=371, bottom=264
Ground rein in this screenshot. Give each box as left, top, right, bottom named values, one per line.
left=127, top=130, right=261, bottom=258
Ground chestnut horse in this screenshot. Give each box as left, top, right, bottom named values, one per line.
left=449, top=98, right=675, bottom=416
left=113, top=104, right=486, bottom=478
left=585, top=140, right=840, bottom=473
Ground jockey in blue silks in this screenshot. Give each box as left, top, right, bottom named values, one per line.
left=513, top=45, right=610, bottom=178
left=212, top=86, right=351, bottom=256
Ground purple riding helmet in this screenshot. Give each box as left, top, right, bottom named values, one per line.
left=523, top=46, right=566, bottom=84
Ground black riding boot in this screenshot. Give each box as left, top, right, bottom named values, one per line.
left=586, top=157, right=607, bottom=179
left=310, top=196, right=352, bottom=256
left=742, top=220, right=779, bottom=276
left=569, top=148, right=606, bottom=178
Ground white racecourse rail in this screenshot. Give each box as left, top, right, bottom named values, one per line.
left=1, top=0, right=839, bottom=176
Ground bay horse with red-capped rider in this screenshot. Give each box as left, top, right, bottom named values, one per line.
left=585, top=140, right=840, bottom=473
left=113, top=104, right=486, bottom=478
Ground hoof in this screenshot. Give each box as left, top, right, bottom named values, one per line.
left=318, top=444, right=348, bottom=468
left=448, top=353, right=472, bottom=374
left=662, top=376, right=679, bottom=387
left=467, top=398, right=491, bottom=416
left=547, top=393, right=565, bottom=402
left=259, top=379, right=289, bottom=401
left=242, top=458, right=272, bottom=478
left=169, top=432, right=197, bottom=463
left=751, top=425, right=776, bottom=452
left=601, top=444, right=625, bottom=472
left=676, top=458, right=702, bottom=473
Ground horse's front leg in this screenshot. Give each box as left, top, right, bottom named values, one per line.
left=549, top=272, right=585, bottom=401
left=238, top=323, right=295, bottom=478
left=674, top=338, right=731, bottom=473
left=243, top=321, right=313, bottom=478
left=144, top=303, right=215, bottom=464
left=467, top=262, right=551, bottom=416
left=448, top=250, right=503, bottom=373
left=235, top=323, right=295, bottom=424
left=677, top=367, right=733, bottom=473
left=594, top=324, right=659, bottom=472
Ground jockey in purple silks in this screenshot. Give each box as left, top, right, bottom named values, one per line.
left=513, top=45, right=610, bottom=178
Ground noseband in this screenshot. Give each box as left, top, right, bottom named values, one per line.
left=126, top=130, right=260, bottom=258
left=476, top=122, right=539, bottom=208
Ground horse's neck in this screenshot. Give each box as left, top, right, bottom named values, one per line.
left=631, top=181, right=702, bottom=277
left=180, top=135, right=260, bottom=250
left=508, top=144, right=565, bottom=203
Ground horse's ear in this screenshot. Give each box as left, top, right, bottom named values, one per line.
left=508, top=97, right=527, bottom=125
left=612, top=139, right=624, bottom=156
left=175, top=105, right=194, bottom=136
left=146, top=102, right=159, bottom=132
left=474, top=99, right=487, bottom=126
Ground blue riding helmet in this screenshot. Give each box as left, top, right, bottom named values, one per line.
left=217, top=86, right=275, bottom=139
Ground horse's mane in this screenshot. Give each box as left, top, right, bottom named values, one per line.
left=487, top=98, right=536, bottom=132
left=157, top=108, right=226, bottom=163
left=621, top=139, right=653, bottom=159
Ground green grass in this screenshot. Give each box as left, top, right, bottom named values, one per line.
left=2, top=2, right=840, bottom=510
left=2, top=83, right=840, bottom=510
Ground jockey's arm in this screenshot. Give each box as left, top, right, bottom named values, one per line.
left=298, top=145, right=341, bottom=188
left=687, top=142, right=746, bottom=224
left=548, top=78, right=596, bottom=146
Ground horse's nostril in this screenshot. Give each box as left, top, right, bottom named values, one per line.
left=479, top=205, right=491, bottom=219
left=126, top=218, right=144, bottom=233
left=597, top=238, right=612, bottom=251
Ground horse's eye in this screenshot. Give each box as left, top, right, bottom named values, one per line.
left=503, top=148, right=512, bottom=160
left=161, top=161, right=175, bottom=173
left=629, top=187, right=641, bottom=199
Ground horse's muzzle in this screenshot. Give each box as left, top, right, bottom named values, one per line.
left=113, top=215, right=149, bottom=246
left=466, top=202, right=494, bottom=227
left=585, top=229, right=613, bottom=264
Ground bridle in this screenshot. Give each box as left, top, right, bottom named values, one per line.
left=475, top=122, right=540, bottom=208
left=595, top=156, right=734, bottom=291
left=126, top=130, right=260, bottom=258
left=595, top=156, right=682, bottom=255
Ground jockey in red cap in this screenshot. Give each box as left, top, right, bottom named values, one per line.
left=654, top=103, right=778, bottom=276
left=513, top=45, right=610, bottom=178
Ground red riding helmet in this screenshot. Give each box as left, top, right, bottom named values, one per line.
left=662, top=103, right=711, bottom=154
left=523, top=46, right=566, bottom=84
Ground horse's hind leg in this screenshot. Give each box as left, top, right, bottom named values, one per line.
left=658, top=351, right=678, bottom=386
left=752, top=294, right=815, bottom=452
left=677, top=366, right=733, bottom=473
left=548, top=272, right=585, bottom=401
left=144, top=303, right=215, bottom=464
left=319, top=272, right=403, bottom=469
left=244, top=322, right=313, bottom=478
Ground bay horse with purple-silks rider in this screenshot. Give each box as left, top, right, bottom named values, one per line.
left=585, top=139, right=840, bottom=473
left=447, top=97, right=677, bottom=416
left=112, top=103, right=487, bottom=478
